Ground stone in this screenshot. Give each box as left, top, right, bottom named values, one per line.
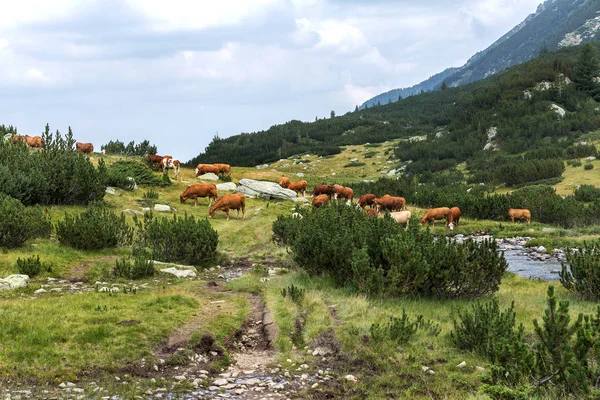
left=0, top=274, right=29, bottom=291
left=213, top=378, right=229, bottom=386
left=537, top=246, right=547, bottom=253
left=127, top=177, right=138, bottom=190
left=296, top=173, right=304, bottom=177
left=216, top=182, right=237, bottom=191
left=198, top=173, right=219, bottom=181
left=105, top=187, right=116, bottom=195
left=123, top=209, right=144, bottom=216
left=159, top=268, right=197, bottom=278
left=550, top=104, right=566, bottom=118
left=345, top=374, right=358, bottom=382
left=153, top=204, right=172, bottom=212
left=237, top=179, right=299, bottom=200
left=235, top=185, right=264, bottom=199
left=476, top=366, right=485, bottom=372
left=34, top=288, right=47, bottom=294
left=457, top=361, right=467, bottom=368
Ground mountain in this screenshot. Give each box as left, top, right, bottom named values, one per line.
left=361, top=0, right=600, bottom=109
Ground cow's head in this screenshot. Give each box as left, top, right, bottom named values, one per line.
left=180, top=195, right=186, bottom=204
left=448, top=222, right=455, bottom=230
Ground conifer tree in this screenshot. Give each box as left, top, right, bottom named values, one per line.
left=572, top=43, right=600, bottom=99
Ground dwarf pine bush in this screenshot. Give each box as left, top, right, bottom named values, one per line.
left=279, top=204, right=507, bottom=298
left=16, top=255, right=52, bottom=277
left=113, top=256, right=155, bottom=279
left=0, top=194, right=51, bottom=248
left=145, top=213, right=218, bottom=266
left=560, top=241, right=600, bottom=300
left=56, top=202, right=133, bottom=250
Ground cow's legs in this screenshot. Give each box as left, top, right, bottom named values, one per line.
left=226, top=209, right=230, bottom=220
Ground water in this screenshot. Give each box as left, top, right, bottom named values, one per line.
left=503, top=250, right=563, bottom=281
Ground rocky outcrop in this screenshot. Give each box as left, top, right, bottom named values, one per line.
left=237, top=179, right=299, bottom=200
left=197, top=173, right=219, bottom=181
left=216, top=182, right=237, bottom=191
left=0, top=274, right=30, bottom=291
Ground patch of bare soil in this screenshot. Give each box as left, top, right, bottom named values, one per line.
left=67, top=255, right=120, bottom=282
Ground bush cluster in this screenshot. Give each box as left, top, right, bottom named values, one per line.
left=99, top=159, right=166, bottom=188
left=144, top=213, right=219, bottom=266
left=15, top=255, right=52, bottom=277
left=276, top=204, right=507, bottom=298
left=113, top=256, right=155, bottom=279
left=573, top=184, right=600, bottom=202
left=0, top=126, right=105, bottom=205
left=0, top=194, right=51, bottom=248
left=101, top=139, right=157, bottom=156
left=56, top=202, right=133, bottom=250
left=560, top=241, right=600, bottom=300
left=370, top=310, right=440, bottom=344
left=584, top=162, right=594, bottom=170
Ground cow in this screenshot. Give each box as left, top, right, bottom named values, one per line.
left=24, top=135, right=43, bottom=148
left=76, top=142, right=94, bottom=154
left=195, top=164, right=220, bottom=177
left=446, top=207, right=461, bottom=230
left=213, top=163, right=231, bottom=176
left=209, top=194, right=246, bottom=220
left=365, top=208, right=379, bottom=217
left=312, top=194, right=330, bottom=208
left=144, top=153, right=164, bottom=166
left=279, top=177, right=291, bottom=188
left=287, top=180, right=308, bottom=197
left=164, top=158, right=181, bottom=180
left=390, top=210, right=412, bottom=230
left=508, top=208, right=531, bottom=224
left=161, top=155, right=173, bottom=169
left=374, top=195, right=406, bottom=212
left=419, top=207, right=451, bottom=226
left=9, top=134, right=25, bottom=144
left=180, top=184, right=218, bottom=207
left=358, top=194, right=376, bottom=209
left=333, top=185, right=354, bottom=202
left=312, top=184, right=336, bottom=198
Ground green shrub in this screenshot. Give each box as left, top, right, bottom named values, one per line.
left=145, top=213, right=218, bottom=266
left=218, top=173, right=232, bottom=182
left=281, top=284, right=305, bottom=304
left=272, top=209, right=305, bottom=245
left=113, top=256, right=155, bottom=279
left=566, top=159, right=582, bottom=167
left=101, top=139, right=157, bottom=156
left=56, top=202, right=133, bottom=250
left=0, top=194, right=51, bottom=248
left=343, top=161, right=366, bottom=168
left=584, top=163, right=594, bottom=170
left=560, top=241, right=600, bottom=300
left=573, top=184, right=600, bottom=202
left=282, top=204, right=507, bottom=298
left=102, top=160, right=164, bottom=186
left=15, top=255, right=52, bottom=277
left=370, top=310, right=439, bottom=344
left=142, top=189, right=159, bottom=201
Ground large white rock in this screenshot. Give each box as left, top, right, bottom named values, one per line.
left=198, top=173, right=219, bottom=181
left=105, top=187, right=116, bottom=195
left=216, top=182, right=237, bottom=191
left=123, top=209, right=144, bottom=216
left=0, top=274, right=30, bottom=290
left=550, top=104, right=566, bottom=118
left=238, top=179, right=299, bottom=200
left=236, top=185, right=265, bottom=199
left=154, top=204, right=172, bottom=212
left=160, top=267, right=197, bottom=278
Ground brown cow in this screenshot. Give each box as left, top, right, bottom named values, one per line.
left=419, top=207, right=450, bottom=226
left=165, top=159, right=181, bottom=180
left=312, top=184, right=336, bottom=198
left=333, top=185, right=354, bottom=202
left=508, top=208, right=531, bottom=224
left=312, top=194, right=330, bottom=208
left=279, top=177, right=291, bottom=188
left=180, top=184, right=218, bottom=207
left=358, top=194, right=376, bottom=209
left=24, top=135, right=43, bottom=148
left=9, top=134, right=25, bottom=144
left=374, top=195, right=406, bottom=212
left=365, top=208, right=379, bottom=217
left=288, top=180, right=308, bottom=197
left=446, top=207, right=461, bottom=230
left=76, top=142, right=94, bottom=154
left=209, top=194, right=246, bottom=220
left=144, top=153, right=164, bottom=166
left=195, top=164, right=220, bottom=177
left=213, top=163, right=231, bottom=176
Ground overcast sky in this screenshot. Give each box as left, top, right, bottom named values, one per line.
left=0, top=0, right=543, bottom=161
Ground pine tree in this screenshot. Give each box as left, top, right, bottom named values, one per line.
left=441, top=81, right=448, bottom=90
left=354, top=105, right=358, bottom=112
left=572, top=43, right=600, bottom=99
left=330, top=110, right=335, bottom=119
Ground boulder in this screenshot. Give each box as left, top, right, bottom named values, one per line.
left=198, top=173, right=219, bottom=181
left=123, top=209, right=144, bottom=216
left=296, top=173, right=304, bottom=177
left=550, top=104, right=566, bottom=118
left=238, top=179, right=299, bottom=200
left=0, top=274, right=30, bottom=291
left=216, top=182, right=237, bottom=191
left=154, top=204, right=172, bottom=212
left=160, top=267, right=197, bottom=278
left=105, top=187, right=116, bottom=195
left=236, top=185, right=265, bottom=199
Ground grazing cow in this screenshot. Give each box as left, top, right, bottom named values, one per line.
left=76, top=142, right=94, bottom=154
left=163, top=158, right=181, bottom=180
left=390, top=211, right=412, bottom=229
left=365, top=208, right=379, bottom=217
left=312, top=194, right=330, bottom=208
left=374, top=195, right=406, bottom=212
left=333, top=185, right=354, bottom=202
left=287, top=180, right=308, bottom=197
left=9, top=134, right=25, bottom=144
left=419, top=207, right=451, bottom=226
left=279, top=177, right=291, bottom=188
left=144, top=153, right=164, bottom=166
left=508, top=208, right=531, bottom=224
left=358, top=194, right=376, bottom=209
left=195, top=164, right=220, bottom=177
left=312, top=184, right=336, bottom=198
left=24, top=135, right=43, bottom=148
left=180, top=184, right=218, bottom=207
left=213, top=163, right=231, bottom=176
left=446, top=207, right=461, bottom=230
left=209, top=194, right=246, bottom=220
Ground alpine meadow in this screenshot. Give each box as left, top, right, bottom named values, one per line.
left=6, top=1, right=600, bottom=399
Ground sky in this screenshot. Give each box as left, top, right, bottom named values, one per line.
left=0, top=0, right=543, bottom=162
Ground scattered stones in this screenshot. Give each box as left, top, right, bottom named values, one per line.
left=457, top=361, right=467, bottom=368
left=159, top=267, right=197, bottom=278
left=154, top=204, right=173, bottom=212
left=213, top=378, right=229, bottom=386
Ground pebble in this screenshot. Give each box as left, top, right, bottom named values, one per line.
left=457, top=361, right=467, bottom=368
left=345, top=374, right=358, bottom=382
left=213, top=378, right=229, bottom=386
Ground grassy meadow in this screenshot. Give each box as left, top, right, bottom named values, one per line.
left=1, top=145, right=600, bottom=398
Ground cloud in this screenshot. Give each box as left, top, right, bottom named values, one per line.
left=344, top=83, right=390, bottom=107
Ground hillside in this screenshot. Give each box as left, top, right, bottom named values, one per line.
left=361, top=0, right=600, bottom=109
